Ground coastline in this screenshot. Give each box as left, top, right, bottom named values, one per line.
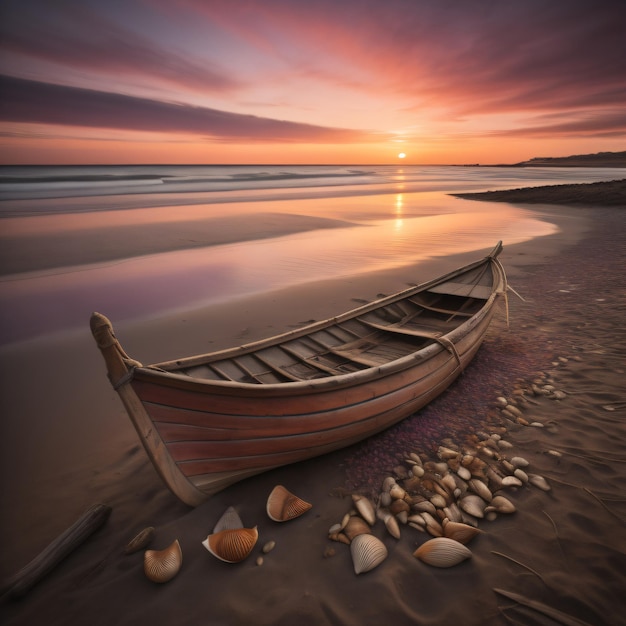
left=1, top=183, right=625, bottom=625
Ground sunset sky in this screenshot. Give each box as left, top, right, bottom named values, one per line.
left=0, top=0, right=624, bottom=165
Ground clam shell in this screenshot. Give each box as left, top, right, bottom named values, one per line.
left=457, top=466, right=472, bottom=481
left=442, top=521, right=482, bottom=545
left=144, top=539, right=182, bottom=583
left=381, top=512, right=401, bottom=539
left=413, top=537, right=472, bottom=568
left=213, top=506, right=244, bottom=533
left=501, top=475, right=523, bottom=488
left=389, top=484, right=407, bottom=501
left=350, top=533, right=388, bottom=574
left=352, top=494, right=376, bottom=526
left=528, top=473, right=551, bottom=491
left=124, top=526, right=155, bottom=555
left=488, top=495, right=516, bottom=514
left=469, top=479, right=493, bottom=502
left=344, top=516, right=371, bottom=541
left=202, top=527, right=258, bottom=563
left=511, top=456, right=530, bottom=468
left=266, top=485, right=312, bottom=522
left=459, top=494, right=486, bottom=519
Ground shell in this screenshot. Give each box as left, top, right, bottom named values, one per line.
left=487, top=495, right=516, bottom=514
left=202, top=527, right=258, bottom=563
left=528, top=473, right=551, bottom=491
left=413, top=537, right=472, bottom=568
left=511, top=456, right=530, bottom=468
left=352, top=494, right=376, bottom=526
left=144, top=539, right=182, bottom=583
left=381, top=512, right=401, bottom=539
left=124, top=526, right=155, bottom=555
left=213, top=506, right=244, bottom=533
left=266, top=485, right=312, bottom=522
left=459, top=494, right=486, bottom=519
left=389, top=484, right=407, bottom=501
left=430, top=494, right=448, bottom=509
left=262, top=540, right=276, bottom=554
left=350, top=533, right=388, bottom=574
left=442, top=521, right=482, bottom=545
left=457, top=466, right=472, bottom=481
left=469, top=479, right=493, bottom=502
left=382, top=476, right=397, bottom=492
left=501, top=475, right=523, bottom=488
left=344, top=516, right=371, bottom=541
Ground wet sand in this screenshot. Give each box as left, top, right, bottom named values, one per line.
left=1, top=181, right=625, bottom=625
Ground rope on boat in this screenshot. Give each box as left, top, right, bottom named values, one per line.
left=111, top=364, right=136, bottom=390
left=436, top=336, right=464, bottom=373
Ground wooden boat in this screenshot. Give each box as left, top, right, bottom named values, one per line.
left=91, top=242, right=507, bottom=506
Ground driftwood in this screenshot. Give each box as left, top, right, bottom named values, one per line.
left=2, top=503, right=112, bottom=600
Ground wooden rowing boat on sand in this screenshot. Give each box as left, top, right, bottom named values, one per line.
left=91, top=242, right=507, bottom=506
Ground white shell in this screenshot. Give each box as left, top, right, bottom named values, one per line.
left=528, top=473, right=551, bottom=491
left=488, top=495, right=516, bottom=514
left=501, top=475, right=523, bottom=488
left=267, top=485, right=312, bottom=522
left=459, top=494, right=486, bottom=518
left=352, top=494, right=376, bottom=525
left=510, top=456, right=530, bottom=468
left=457, top=466, right=472, bottom=481
left=382, top=512, right=401, bottom=539
left=144, top=539, right=182, bottom=583
left=413, top=537, right=472, bottom=567
left=469, top=479, right=493, bottom=502
left=350, top=534, right=388, bottom=574
left=213, top=506, right=243, bottom=533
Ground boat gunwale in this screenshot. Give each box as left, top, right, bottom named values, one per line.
left=135, top=243, right=506, bottom=392
left=131, top=253, right=505, bottom=394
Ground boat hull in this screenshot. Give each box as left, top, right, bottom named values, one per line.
left=91, top=243, right=506, bottom=505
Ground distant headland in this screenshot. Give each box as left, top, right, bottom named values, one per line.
left=512, top=150, right=626, bottom=167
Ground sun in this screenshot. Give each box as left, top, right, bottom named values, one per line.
left=398, top=152, right=406, bottom=159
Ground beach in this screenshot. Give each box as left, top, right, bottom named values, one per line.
left=1, top=178, right=625, bottom=625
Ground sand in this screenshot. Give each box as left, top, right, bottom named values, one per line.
left=1, top=184, right=625, bottom=625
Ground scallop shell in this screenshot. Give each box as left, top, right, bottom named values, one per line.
left=144, top=539, right=182, bottom=583
left=266, top=485, right=312, bottom=522
left=352, top=494, right=376, bottom=526
left=413, top=537, right=472, bottom=568
left=344, top=516, right=371, bottom=541
left=124, top=526, right=155, bottom=555
left=350, top=533, right=388, bottom=574
left=442, top=520, right=482, bottom=545
left=213, top=506, right=244, bottom=533
left=202, top=526, right=258, bottom=563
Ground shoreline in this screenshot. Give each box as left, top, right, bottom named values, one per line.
left=1, top=183, right=625, bottom=625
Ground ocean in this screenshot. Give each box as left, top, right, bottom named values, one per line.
left=0, top=164, right=622, bottom=344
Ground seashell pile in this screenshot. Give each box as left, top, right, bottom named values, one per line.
left=144, top=539, right=182, bottom=583
left=267, top=485, right=313, bottom=522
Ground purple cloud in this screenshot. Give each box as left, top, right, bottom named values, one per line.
left=0, top=75, right=373, bottom=142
